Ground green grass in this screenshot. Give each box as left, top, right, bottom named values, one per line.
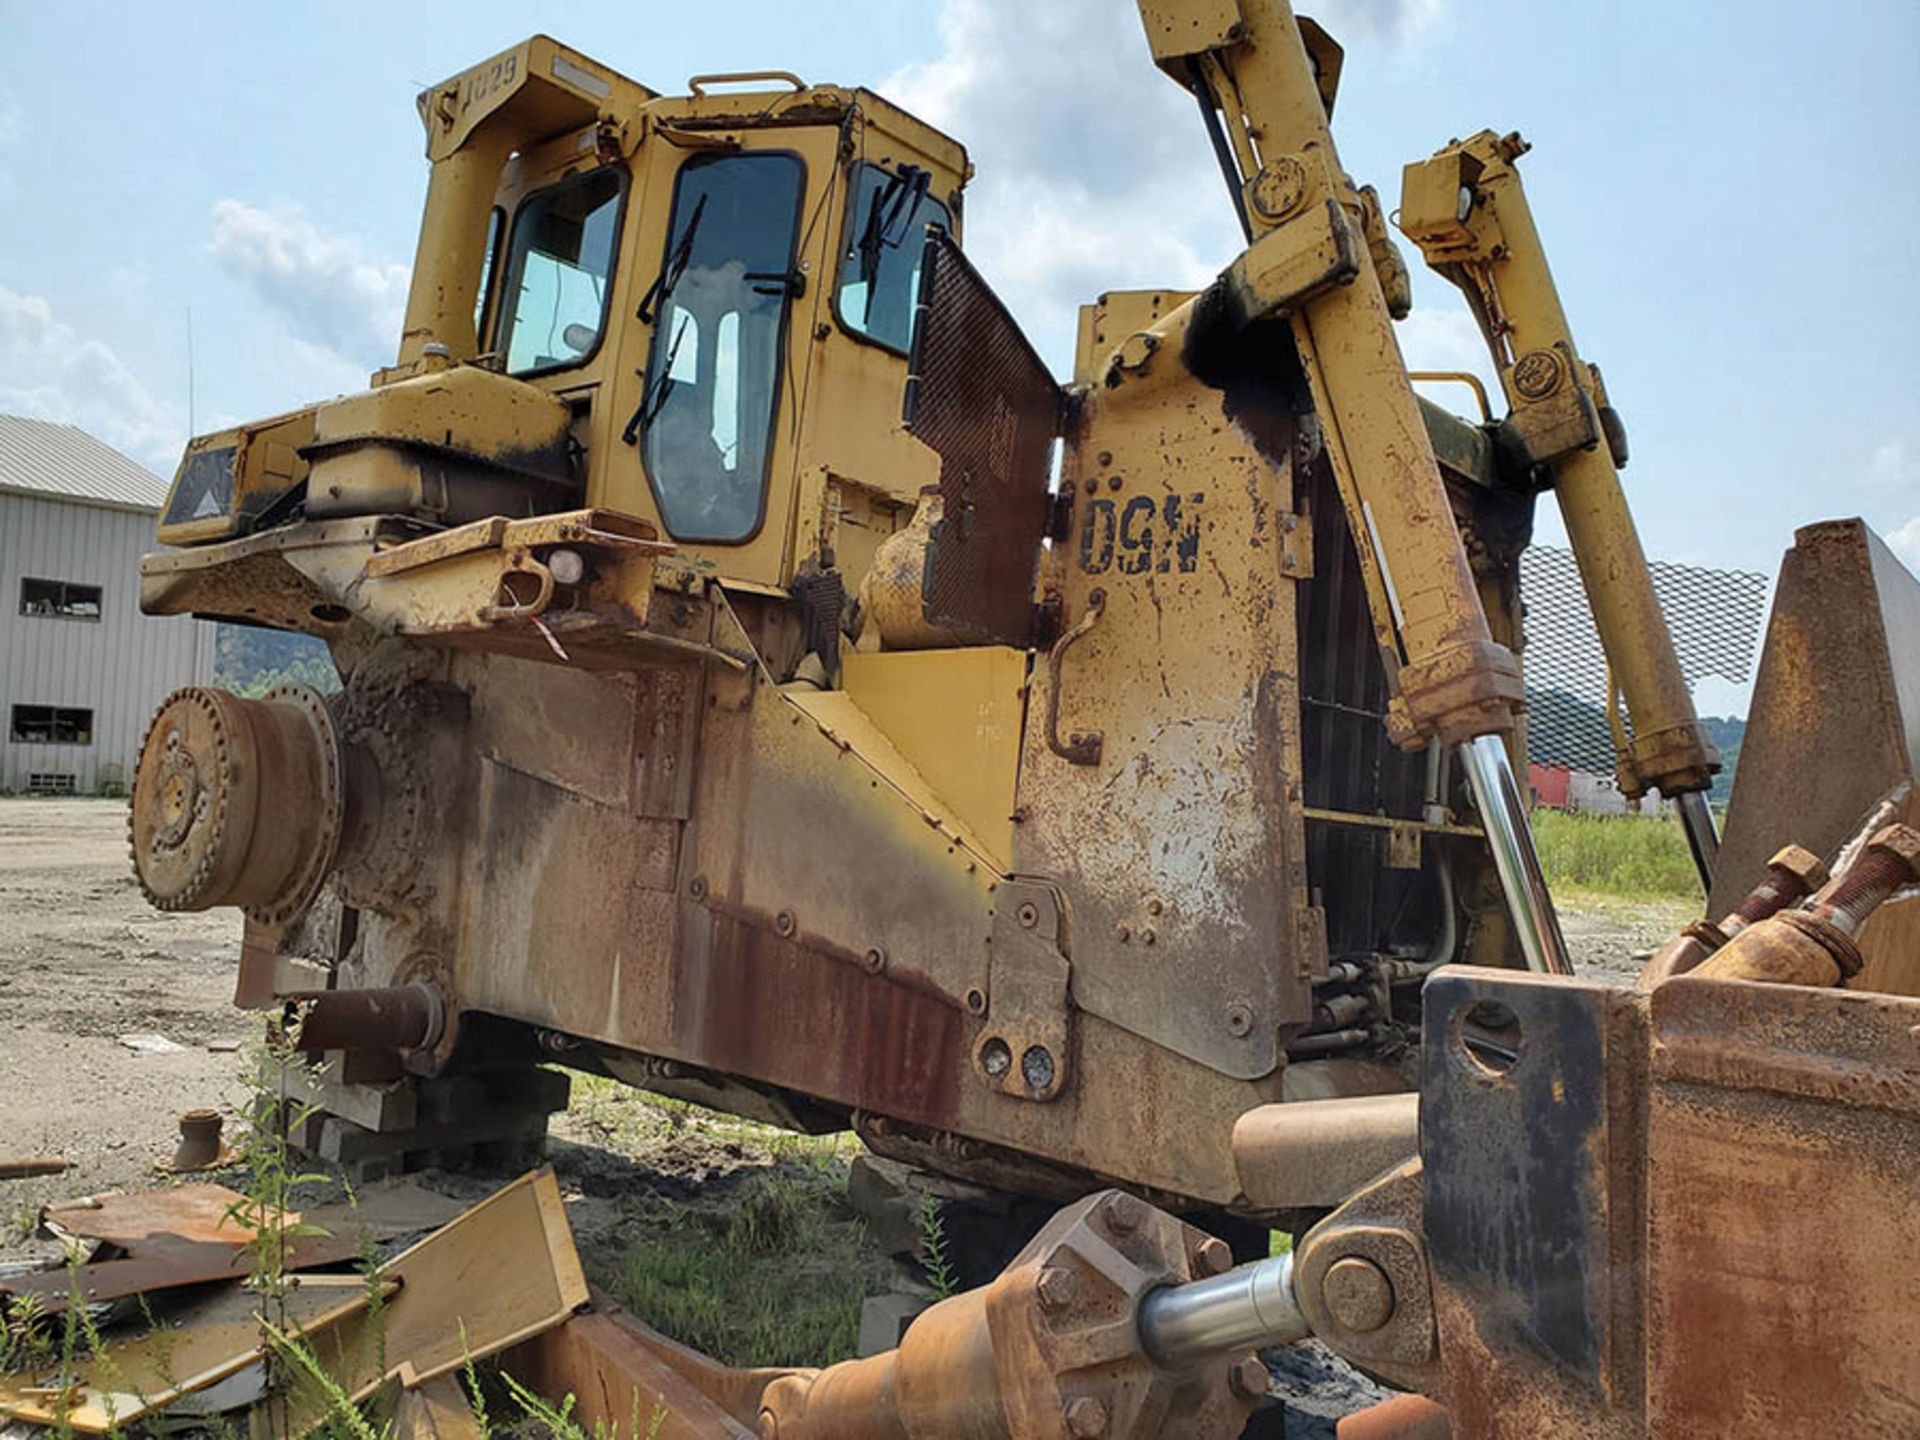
left=600, top=1167, right=889, bottom=1369
left=560, top=1077, right=890, bottom=1370
left=1532, top=808, right=1700, bottom=899
left=565, top=1074, right=855, bottom=1164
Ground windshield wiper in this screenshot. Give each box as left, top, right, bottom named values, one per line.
left=636, top=194, right=708, bottom=325
left=855, top=165, right=930, bottom=319
left=621, top=313, right=693, bottom=446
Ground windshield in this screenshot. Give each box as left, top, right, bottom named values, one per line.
left=836, top=162, right=951, bottom=353
left=639, top=152, right=805, bottom=543
left=498, top=167, right=624, bottom=376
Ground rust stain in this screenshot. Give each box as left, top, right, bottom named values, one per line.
left=685, top=908, right=964, bottom=1126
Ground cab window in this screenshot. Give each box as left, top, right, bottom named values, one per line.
left=499, top=167, right=624, bottom=376
left=836, top=162, right=951, bottom=353
left=639, top=152, right=805, bottom=543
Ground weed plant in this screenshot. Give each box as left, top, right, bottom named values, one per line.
left=1531, top=807, right=1699, bottom=899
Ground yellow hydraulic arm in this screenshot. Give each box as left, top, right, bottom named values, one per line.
left=1400, top=131, right=1724, bottom=886
left=1136, top=1, right=1572, bottom=972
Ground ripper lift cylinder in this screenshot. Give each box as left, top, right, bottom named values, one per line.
left=1400, top=131, right=1722, bottom=887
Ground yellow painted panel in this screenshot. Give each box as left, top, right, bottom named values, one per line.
left=840, top=646, right=1027, bottom=873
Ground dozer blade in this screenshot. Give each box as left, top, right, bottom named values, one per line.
left=1713, top=518, right=1920, bottom=992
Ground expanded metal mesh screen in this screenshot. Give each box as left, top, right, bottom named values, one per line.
left=1519, top=545, right=1769, bottom=774
left=903, top=228, right=1062, bottom=647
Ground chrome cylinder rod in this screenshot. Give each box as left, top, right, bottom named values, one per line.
left=1139, top=1254, right=1308, bottom=1366
left=1676, top=790, right=1720, bottom=896
left=1458, top=734, right=1573, bottom=975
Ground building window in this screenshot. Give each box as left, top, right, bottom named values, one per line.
left=20, top=577, right=103, bottom=620
left=10, top=706, right=94, bottom=745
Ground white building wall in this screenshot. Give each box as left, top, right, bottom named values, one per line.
left=0, top=492, right=214, bottom=793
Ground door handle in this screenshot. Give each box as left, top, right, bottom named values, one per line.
left=1045, top=587, right=1105, bottom=766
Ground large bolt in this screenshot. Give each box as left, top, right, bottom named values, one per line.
left=1192, top=1236, right=1233, bottom=1278
left=1063, top=1396, right=1109, bottom=1437
left=1814, top=824, right=1920, bottom=935
left=1104, top=1193, right=1145, bottom=1234
left=1228, top=1354, right=1270, bottom=1401
left=1868, top=823, right=1920, bottom=874
left=1323, top=1256, right=1396, bottom=1334
left=1036, top=1265, right=1080, bottom=1312
left=1725, top=844, right=1828, bottom=932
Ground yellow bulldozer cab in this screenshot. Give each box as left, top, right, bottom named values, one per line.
left=157, top=40, right=974, bottom=602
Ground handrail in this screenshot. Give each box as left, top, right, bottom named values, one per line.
left=686, top=71, right=806, bottom=97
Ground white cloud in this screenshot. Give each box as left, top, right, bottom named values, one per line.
left=1887, top=515, right=1920, bottom=578
left=882, top=0, right=1225, bottom=370
left=209, top=200, right=408, bottom=367
left=1330, top=0, right=1444, bottom=43
left=1866, top=439, right=1916, bottom=490
left=1394, top=304, right=1499, bottom=405
left=0, top=92, right=21, bottom=199
left=0, top=287, right=183, bottom=471
left=883, top=0, right=1443, bottom=375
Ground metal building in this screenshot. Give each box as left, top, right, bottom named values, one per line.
left=0, top=415, right=213, bottom=794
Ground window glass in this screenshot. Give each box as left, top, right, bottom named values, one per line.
left=639, top=153, right=805, bottom=542
left=836, top=163, right=951, bottom=353
left=11, top=706, right=94, bottom=745
left=20, top=578, right=102, bottom=620
left=499, top=168, right=624, bottom=376
left=164, top=445, right=236, bottom=527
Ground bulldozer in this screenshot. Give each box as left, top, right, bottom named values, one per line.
left=123, top=1, right=1920, bottom=1434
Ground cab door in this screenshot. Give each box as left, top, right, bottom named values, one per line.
left=597, top=127, right=839, bottom=589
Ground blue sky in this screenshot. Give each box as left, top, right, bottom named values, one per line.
left=2, top=0, right=1915, bottom=661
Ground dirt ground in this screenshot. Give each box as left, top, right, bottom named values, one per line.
left=0, top=797, right=1701, bottom=1419
left=0, top=798, right=251, bottom=1250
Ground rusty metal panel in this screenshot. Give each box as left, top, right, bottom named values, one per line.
left=1011, top=343, right=1314, bottom=1079
left=1414, top=966, right=1920, bottom=1437
left=1714, top=520, right=1920, bottom=990
left=1419, top=970, right=1628, bottom=1405
left=904, top=228, right=1060, bottom=646
left=1644, top=977, right=1920, bottom=1435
